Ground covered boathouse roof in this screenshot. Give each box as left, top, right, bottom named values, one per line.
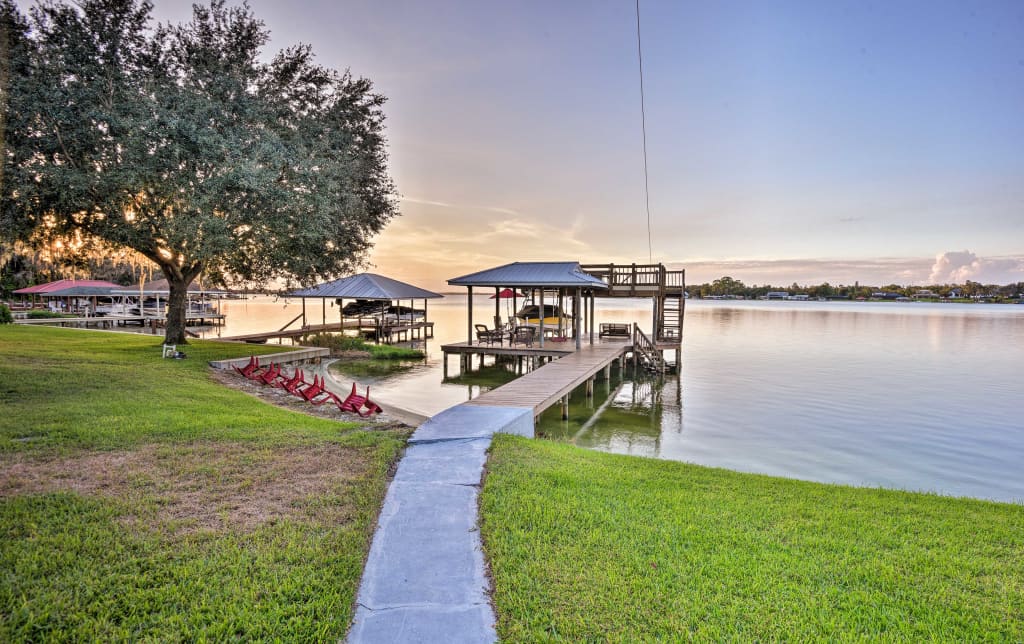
left=287, top=272, right=443, bottom=301
left=447, top=261, right=609, bottom=289
left=14, top=279, right=120, bottom=295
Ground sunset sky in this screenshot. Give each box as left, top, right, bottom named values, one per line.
left=149, top=1, right=1024, bottom=290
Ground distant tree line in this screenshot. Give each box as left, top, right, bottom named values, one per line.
left=691, top=276, right=1024, bottom=301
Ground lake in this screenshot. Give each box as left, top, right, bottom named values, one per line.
left=196, top=295, right=1024, bottom=503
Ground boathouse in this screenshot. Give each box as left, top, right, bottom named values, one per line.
left=442, top=261, right=685, bottom=375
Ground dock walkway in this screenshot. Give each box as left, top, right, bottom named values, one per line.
left=465, top=342, right=628, bottom=415
left=349, top=341, right=630, bottom=643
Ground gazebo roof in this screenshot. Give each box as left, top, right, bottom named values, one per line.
left=287, top=273, right=443, bottom=300
left=447, top=262, right=609, bottom=289
left=45, top=285, right=121, bottom=297
left=14, top=279, right=120, bottom=295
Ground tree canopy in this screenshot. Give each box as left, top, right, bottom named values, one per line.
left=1, top=0, right=398, bottom=342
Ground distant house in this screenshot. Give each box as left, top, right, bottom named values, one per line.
left=788, top=294, right=810, bottom=301
left=766, top=291, right=789, bottom=300
left=871, top=291, right=900, bottom=300
left=912, top=290, right=939, bottom=299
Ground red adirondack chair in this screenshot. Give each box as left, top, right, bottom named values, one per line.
left=283, top=369, right=309, bottom=396
left=336, top=383, right=383, bottom=417
left=257, top=363, right=282, bottom=385
left=274, top=368, right=304, bottom=391
left=297, top=374, right=324, bottom=401
left=306, top=375, right=343, bottom=406
left=234, top=355, right=261, bottom=377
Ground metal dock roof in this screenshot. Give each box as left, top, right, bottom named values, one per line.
left=287, top=272, right=443, bottom=300
left=447, top=262, right=609, bottom=289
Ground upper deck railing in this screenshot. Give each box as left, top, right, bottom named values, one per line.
left=580, top=263, right=686, bottom=296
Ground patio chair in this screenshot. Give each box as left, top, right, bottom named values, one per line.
left=274, top=368, right=305, bottom=392
left=298, top=374, right=335, bottom=404
left=257, top=362, right=282, bottom=386
left=512, top=326, right=535, bottom=347
left=282, top=368, right=309, bottom=396
left=307, top=376, right=343, bottom=407
left=336, top=383, right=383, bottom=417
left=244, top=358, right=276, bottom=381
left=475, top=323, right=503, bottom=346
left=234, top=355, right=261, bottom=377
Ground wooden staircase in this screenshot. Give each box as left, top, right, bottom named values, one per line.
left=632, top=324, right=666, bottom=373
left=657, top=292, right=684, bottom=343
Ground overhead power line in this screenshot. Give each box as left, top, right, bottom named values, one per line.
left=635, top=0, right=653, bottom=264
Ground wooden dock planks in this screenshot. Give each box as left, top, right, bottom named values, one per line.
left=465, top=343, right=627, bottom=415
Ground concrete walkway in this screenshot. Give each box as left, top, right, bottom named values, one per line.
left=348, top=404, right=533, bottom=643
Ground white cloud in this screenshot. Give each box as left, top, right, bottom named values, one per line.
left=398, top=196, right=455, bottom=208
left=929, top=250, right=1024, bottom=284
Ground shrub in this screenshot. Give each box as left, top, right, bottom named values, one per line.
left=301, top=333, right=424, bottom=359
left=26, top=309, right=69, bottom=319
left=301, top=333, right=371, bottom=353
left=367, top=344, right=425, bottom=360
left=0, top=304, right=13, bottom=324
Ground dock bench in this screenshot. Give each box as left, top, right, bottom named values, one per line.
left=599, top=323, right=631, bottom=338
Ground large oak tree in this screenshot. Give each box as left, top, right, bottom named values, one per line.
left=1, top=0, right=397, bottom=342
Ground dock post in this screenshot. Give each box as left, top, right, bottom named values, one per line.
left=443, top=352, right=448, bottom=379
left=586, top=377, right=594, bottom=398
left=561, top=395, right=569, bottom=420
left=604, top=364, right=611, bottom=380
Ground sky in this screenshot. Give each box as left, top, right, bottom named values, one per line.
left=147, top=1, right=1024, bottom=290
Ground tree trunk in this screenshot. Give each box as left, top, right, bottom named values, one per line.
left=165, top=276, right=190, bottom=345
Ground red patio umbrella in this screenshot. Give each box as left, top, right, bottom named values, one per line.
left=489, top=288, right=516, bottom=319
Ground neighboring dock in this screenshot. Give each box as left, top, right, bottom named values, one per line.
left=217, top=319, right=434, bottom=344
left=14, top=312, right=225, bottom=330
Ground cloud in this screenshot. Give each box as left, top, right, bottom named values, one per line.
left=400, top=196, right=519, bottom=217
left=399, top=196, right=456, bottom=208
left=929, top=250, right=1024, bottom=284
left=485, top=206, right=520, bottom=216
left=670, top=253, right=1024, bottom=287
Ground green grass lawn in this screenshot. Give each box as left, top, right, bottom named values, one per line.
left=481, top=435, right=1024, bottom=642
left=0, top=326, right=408, bottom=640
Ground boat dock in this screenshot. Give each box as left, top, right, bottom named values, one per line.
left=217, top=319, right=434, bottom=344
left=351, top=259, right=687, bottom=641
left=14, top=312, right=225, bottom=330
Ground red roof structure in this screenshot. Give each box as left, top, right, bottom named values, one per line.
left=13, top=279, right=120, bottom=295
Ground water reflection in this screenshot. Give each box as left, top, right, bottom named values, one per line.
left=538, top=371, right=682, bottom=459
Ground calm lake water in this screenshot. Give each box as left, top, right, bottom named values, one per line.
left=196, top=295, right=1024, bottom=503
